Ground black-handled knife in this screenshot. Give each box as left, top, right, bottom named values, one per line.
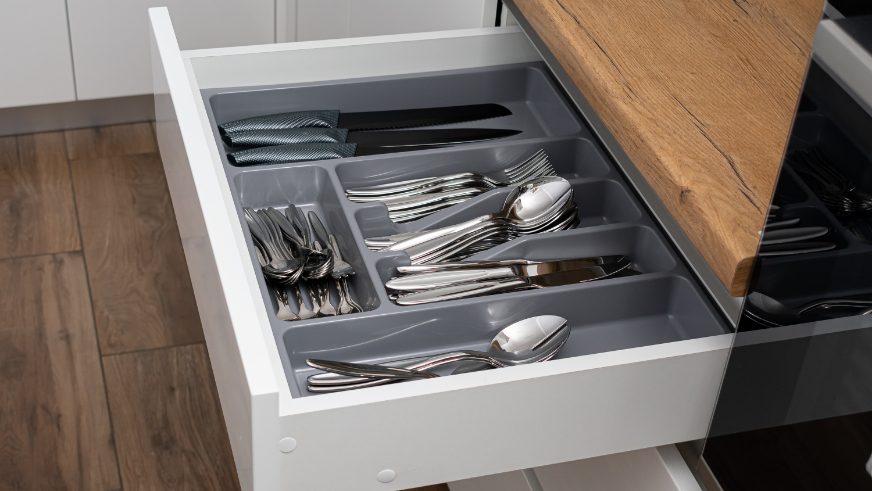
left=219, top=103, right=512, bottom=135
left=227, top=128, right=521, bottom=165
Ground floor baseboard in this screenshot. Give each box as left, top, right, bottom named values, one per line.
left=0, top=95, right=154, bottom=136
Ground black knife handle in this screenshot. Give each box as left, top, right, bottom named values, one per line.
left=219, top=110, right=341, bottom=135
left=228, top=143, right=357, bottom=165
left=222, top=128, right=350, bottom=147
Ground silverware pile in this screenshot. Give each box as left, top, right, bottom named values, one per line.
left=759, top=204, right=834, bottom=257
left=344, top=149, right=556, bottom=222
left=244, top=205, right=362, bottom=320
left=384, top=255, right=632, bottom=305
left=304, top=315, right=570, bottom=393
left=365, top=176, right=578, bottom=264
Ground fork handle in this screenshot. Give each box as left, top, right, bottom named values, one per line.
left=306, top=359, right=437, bottom=380
left=384, top=188, right=486, bottom=212
left=385, top=267, right=516, bottom=291
left=395, top=278, right=529, bottom=305
left=346, top=172, right=476, bottom=196
left=387, top=216, right=491, bottom=253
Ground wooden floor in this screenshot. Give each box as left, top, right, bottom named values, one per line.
left=0, top=123, right=449, bottom=491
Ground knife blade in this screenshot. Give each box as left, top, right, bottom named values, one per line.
left=219, top=103, right=512, bottom=135
left=394, top=258, right=632, bottom=305
left=227, top=129, right=521, bottom=165
left=222, top=127, right=520, bottom=148
left=386, top=255, right=628, bottom=291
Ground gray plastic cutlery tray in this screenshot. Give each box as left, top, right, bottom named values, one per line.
left=202, top=63, right=729, bottom=397
left=751, top=62, right=872, bottom=313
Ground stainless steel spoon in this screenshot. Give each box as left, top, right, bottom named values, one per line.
left=369, top=176, right=574, bottom=253
left=307, top=315, right=569, bottom=391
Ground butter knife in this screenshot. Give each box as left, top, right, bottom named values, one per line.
left=394, top=258, right=632, bottom=305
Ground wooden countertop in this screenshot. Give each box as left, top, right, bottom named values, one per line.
left=511, top=0, right=824, bottom=295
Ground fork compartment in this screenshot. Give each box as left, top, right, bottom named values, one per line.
left=200, top=63, right=729, bottom=398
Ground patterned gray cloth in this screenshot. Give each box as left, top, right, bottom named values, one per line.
left=219, top=110, right=340, bottom=135
left=222, top=128, right=349, bottom=147
left=228, top=143, right=356, bottom=165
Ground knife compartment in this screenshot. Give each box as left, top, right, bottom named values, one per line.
left=207, top=64, right=582, bottom=165
left=199, top=63, right=729, bottom=398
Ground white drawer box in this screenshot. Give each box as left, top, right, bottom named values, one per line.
left=450, top=445, right=701, bottom=491
left=150, top=7, right=732, bottom=491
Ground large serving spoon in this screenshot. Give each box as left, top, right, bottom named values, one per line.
left=306, top=315, right=569, bottom=392
left=365, top=176, right=574, bottom=252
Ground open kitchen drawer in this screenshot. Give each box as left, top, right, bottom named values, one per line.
left=149, top=4, right=817, bottom=490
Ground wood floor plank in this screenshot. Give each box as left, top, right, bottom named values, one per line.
left=0, top=132, right=80, bottom=259
left=0, top=253, right=120, bottom=490
left=70, top=153, right=202, bottom=354
left=64, top=123, right=157, bottom=161
left=103, top=344, right=239, bottom=491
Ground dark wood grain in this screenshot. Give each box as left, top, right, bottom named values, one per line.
left=0, top=132, right=80, bottom=259
left=64, top=123, right=157, bottom=161
left=0, top=253, right=120, bottom=490
left=70, top=153, right=202, bottom=354
left=103, top=344, right=239, bottom=491
left=511, top=0, right=824, bottom=294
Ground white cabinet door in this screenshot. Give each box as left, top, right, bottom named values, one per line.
left=293, top=0, right=497, bottom=41
left=0, top=0, right=76, bottom=109
left=68, top=0, right=274, bottom=100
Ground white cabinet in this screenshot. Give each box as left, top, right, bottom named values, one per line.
left=67, top=0, right=275, bottom=100
left=0, top=0, right=76, bottom=109
left=1, top=0, right=497, bottom=108
left=288, top=0, right=498, bottom=41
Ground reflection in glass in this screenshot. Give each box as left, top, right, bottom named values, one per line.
left=700, top=55, right=872, bottom=489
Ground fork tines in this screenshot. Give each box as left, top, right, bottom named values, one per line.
left=343, top=149, right=557, bottom=223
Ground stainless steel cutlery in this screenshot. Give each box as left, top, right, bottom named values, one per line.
left=392, top=257, right=632, bottom=305
left=344, top=149, right=555, bottom=222
left=385, top=255, right=627, bottom=291
left=306, top=315, right=569, bottom=392
left=366, top=176, right=577, bottom=264
left=243, top=205, right=361, bottom=320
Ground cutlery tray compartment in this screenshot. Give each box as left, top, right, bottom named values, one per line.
left=750, top=63, right=872, bottom=321
left=201, top=63, right=729, bottom=398
left=207, top=63, right=582, bottom=162
left=286, top=274, right=725, bottom=394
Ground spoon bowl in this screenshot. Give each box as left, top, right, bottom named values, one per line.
left=383, top=177, right=575, bottom=256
